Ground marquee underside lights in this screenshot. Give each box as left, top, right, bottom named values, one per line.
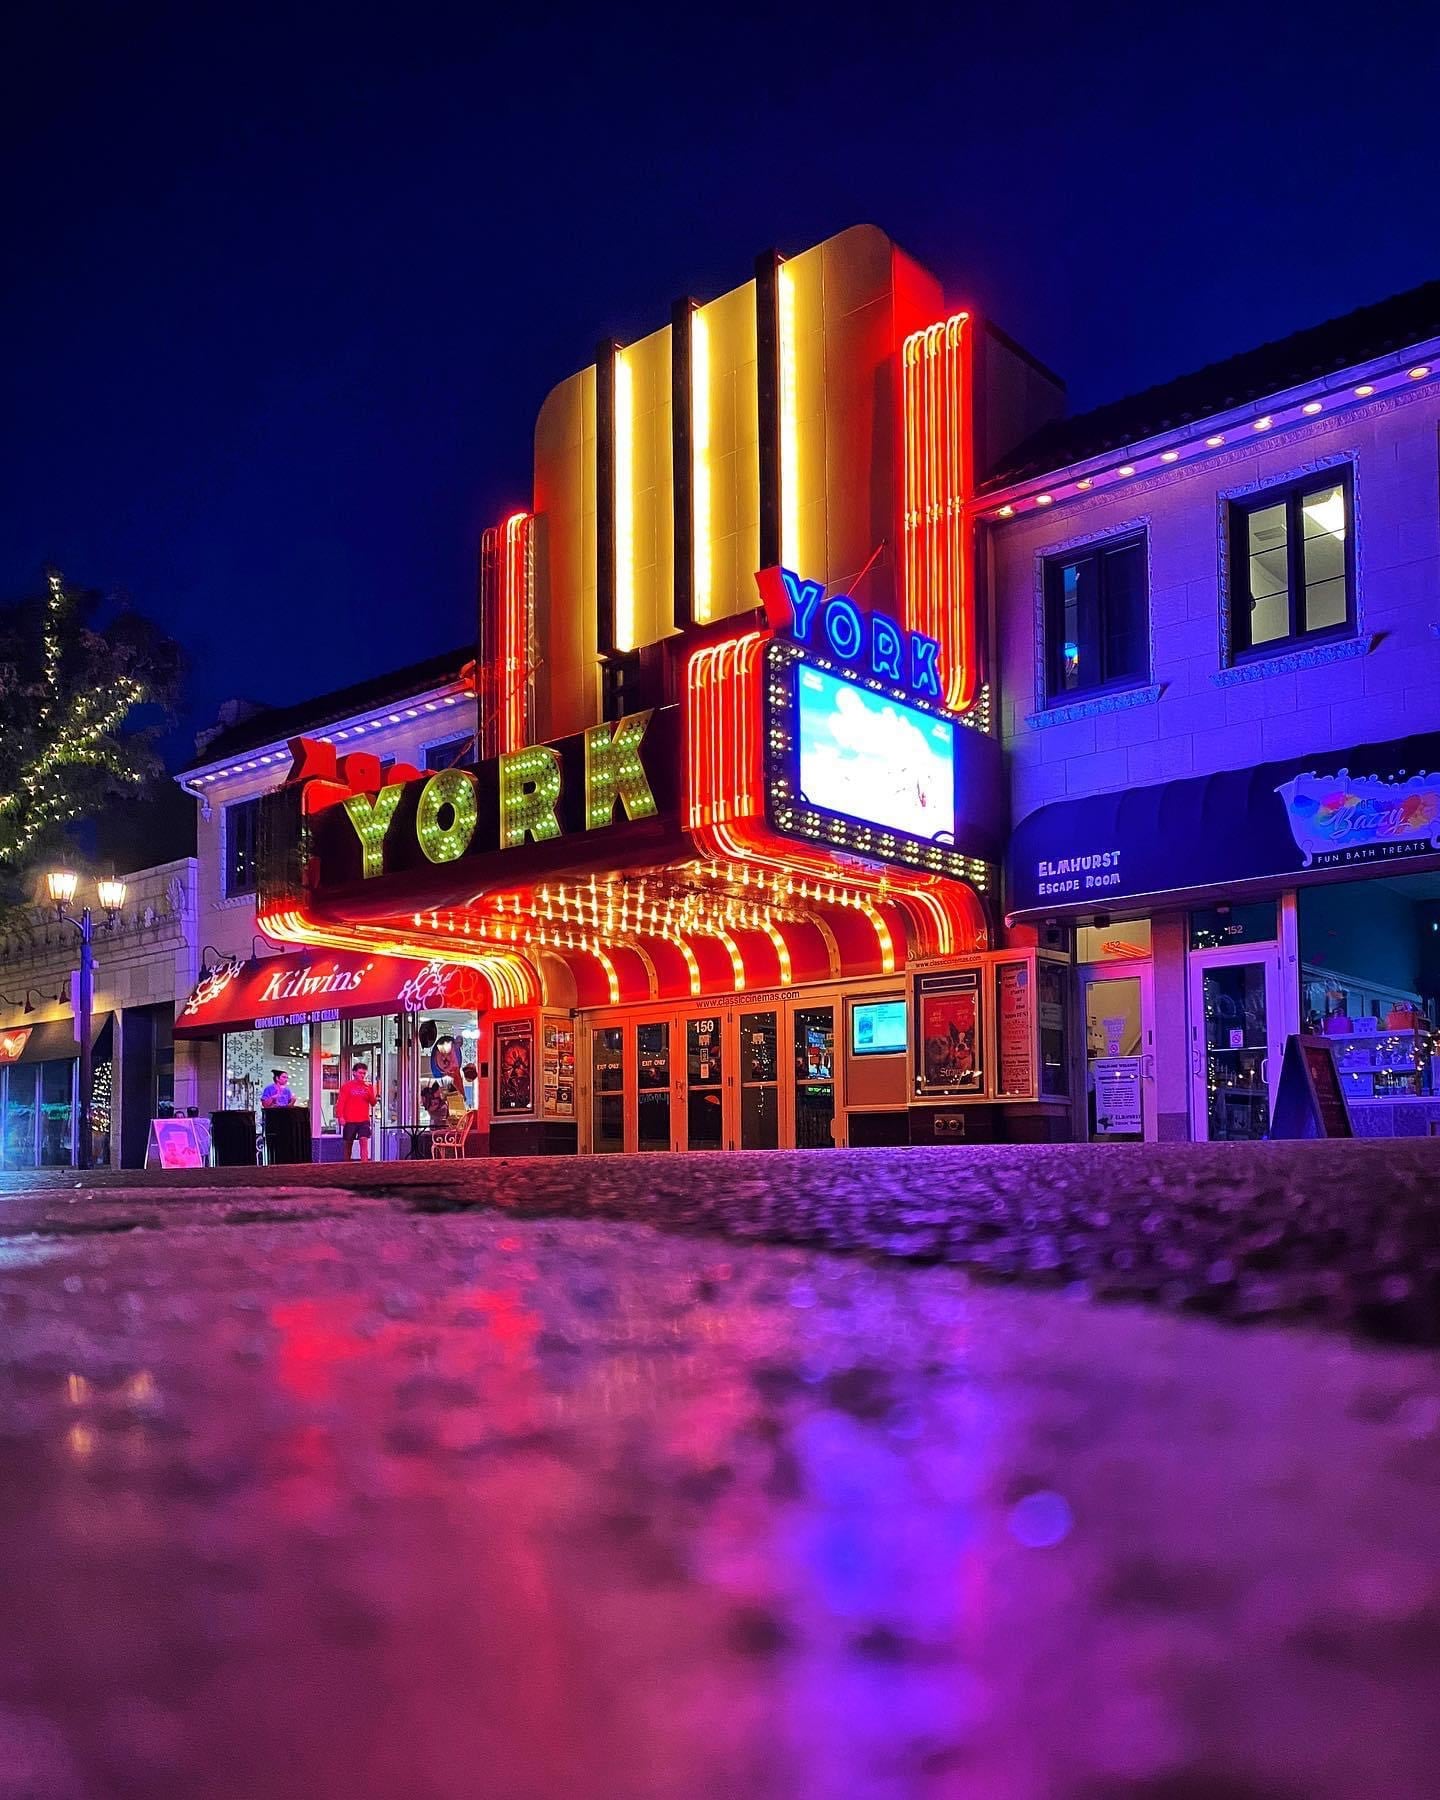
left=902, top=312, right=975, bottom=711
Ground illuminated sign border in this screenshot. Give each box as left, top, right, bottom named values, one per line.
left=763, top=639, right=989, bottom=884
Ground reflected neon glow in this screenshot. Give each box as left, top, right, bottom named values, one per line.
left=796, top=668, right=956, bottom=842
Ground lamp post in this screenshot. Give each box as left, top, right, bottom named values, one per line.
left=45, top=870, right=126, bottom=1170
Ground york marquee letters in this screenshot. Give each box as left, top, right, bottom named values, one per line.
left=335, top=710, right=660, bottom=875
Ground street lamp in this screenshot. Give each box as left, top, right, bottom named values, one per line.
left=45, top=870, right=126, bottom=1170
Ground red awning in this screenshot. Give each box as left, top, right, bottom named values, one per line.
left=174, top=949, right=491, bottom=1037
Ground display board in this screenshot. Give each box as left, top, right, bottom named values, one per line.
left=144, top=1116, right=213, bottom=1169
left=1271, top=1034, right=1352, bottom=1138
left=541, top=1017, right=576, bottom=1118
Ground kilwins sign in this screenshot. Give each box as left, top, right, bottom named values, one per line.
left=175, top=950, right=490, bottom=1035
left=1007, top=731, right=1440, bottom=914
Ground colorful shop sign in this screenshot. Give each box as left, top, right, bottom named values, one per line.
left=175, top=949, right=490, bottom=1035
left=1276, top=767, right=1440, bottom=867
left=0, top=1027, right=32, bottom=1064
left=1008, top=731, right=1440, bottom=915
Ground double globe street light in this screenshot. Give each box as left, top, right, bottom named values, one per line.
left=45, top=870, right=127, bottom=1170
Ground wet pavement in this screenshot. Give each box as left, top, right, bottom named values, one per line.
left=3, top=1159, right=1440, bottom=1798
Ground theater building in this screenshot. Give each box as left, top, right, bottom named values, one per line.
left=987, top=281, right=1440, bottom=1141
left=257, top=224, right=1080, bottom=1153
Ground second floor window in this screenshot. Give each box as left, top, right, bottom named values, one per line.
left=224, top=798, right=261, bottom=898
left=1228, top=466, right=1354, bottom=658
left=424, top=735, right=475, bottom=771
left=1043, top=532, right=1147, bottom=700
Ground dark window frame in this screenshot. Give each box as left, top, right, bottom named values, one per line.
left=1041, top=530, right=1150, bottom=702
left=423, top=735, right=476, bottom=772
left=1226, top=463, right=1356, bottom=662
left=223, top=797, right=261, bottom=899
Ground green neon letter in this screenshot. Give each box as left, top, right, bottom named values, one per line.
left=341, top=786, right=404, bottom=879
left=498, top=744, right=563, bottom=848
left=584, top=710, right=657, bottom=830
left=416, top=769, right=479, bottom=865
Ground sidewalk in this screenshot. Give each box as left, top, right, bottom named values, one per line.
left=5, top=1139, right=1440, bottom=1344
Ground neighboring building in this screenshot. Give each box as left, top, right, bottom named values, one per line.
left=255, top=224, right=1070, bottom=1154
left=986, top=280, right=1440, bottom=1141
left=173, top=648, right=480, bottom=1158
left=0, top=859, right=201, bottom=1169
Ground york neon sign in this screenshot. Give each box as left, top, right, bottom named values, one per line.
left=756, top=566, right=943, bottom=702
left=293, top=710, right=675, bottom=887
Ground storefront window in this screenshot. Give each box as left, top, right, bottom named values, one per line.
left=223, top=1025, right=310, bottom=1116
left=3, top=1065, right=38, bottom=1168
left=1075, top=919, right=1152, bottom=963
left=39, top=1059, right=75, bottom=1166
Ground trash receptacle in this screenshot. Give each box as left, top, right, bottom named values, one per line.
left=211, top=1109, right=258, bottom=1168
left=263, top=1104, right=312, bottom=1165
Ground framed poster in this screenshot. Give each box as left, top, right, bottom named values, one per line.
left=914, top=969, right=985, bottom=1096
left=995, top=961, right=1035, bottom=1098
left=493, top=1020, right=536, bottom=1115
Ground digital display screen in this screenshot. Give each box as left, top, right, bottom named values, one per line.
left=851, top=1000, right=907, bottom=1056
left=796, top=667, right=956, bottom=842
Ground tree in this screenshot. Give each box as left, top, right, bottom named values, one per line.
left=0, top=570, right=183, bottom=903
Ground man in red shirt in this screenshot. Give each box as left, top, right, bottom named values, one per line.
left=336, top=1060, right=379, bottom=1161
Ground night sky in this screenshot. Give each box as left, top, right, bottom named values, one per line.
left=4, top=0, right=1436, bottom=758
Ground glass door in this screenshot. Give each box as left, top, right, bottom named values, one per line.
left=792, top=1002, right=836, bottom=1149
left=1080, top=965, right=1154, bottom=1142
left=591, top=1026, right=626, bottom=1153
left=682, top=1014, right=726, bottom=1150
left=739, top=1008, right=782, bottom=1149
left=634, top=1021, right=672, bottom=1151
left=1188, top=946, right=1283, bottom=1140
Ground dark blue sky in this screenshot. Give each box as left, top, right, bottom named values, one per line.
left=4, top=0, right=1436, bottom=758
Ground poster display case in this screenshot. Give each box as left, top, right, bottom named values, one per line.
left=909, top=948, right=1071, bottom=1112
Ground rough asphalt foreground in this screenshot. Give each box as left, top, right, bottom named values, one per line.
left=2, top=1148, right=1440, bottom=1799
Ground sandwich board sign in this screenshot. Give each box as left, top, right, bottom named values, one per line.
left=144, top=1116, right=213, bottom=1169
left=1270, top=1035, right=1352, bottom=1138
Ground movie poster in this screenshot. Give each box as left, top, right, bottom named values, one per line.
left=493, top=1021, right=535, bottom=1114
left=916, top=972, right=984, bottom=1094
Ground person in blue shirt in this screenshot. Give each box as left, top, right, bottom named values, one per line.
left=260, top=1069, right=295, bottom=1109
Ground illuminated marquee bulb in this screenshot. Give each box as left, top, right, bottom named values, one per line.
left=415, top=769, right=479, bottom=865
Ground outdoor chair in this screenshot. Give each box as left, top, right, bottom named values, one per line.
left=431, top=1110, right=476, bottom=1160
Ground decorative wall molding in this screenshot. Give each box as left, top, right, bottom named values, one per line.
left=1210, top=633, right=1374, bottom=687
left=1025, top=682, right=1165, bottom=730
